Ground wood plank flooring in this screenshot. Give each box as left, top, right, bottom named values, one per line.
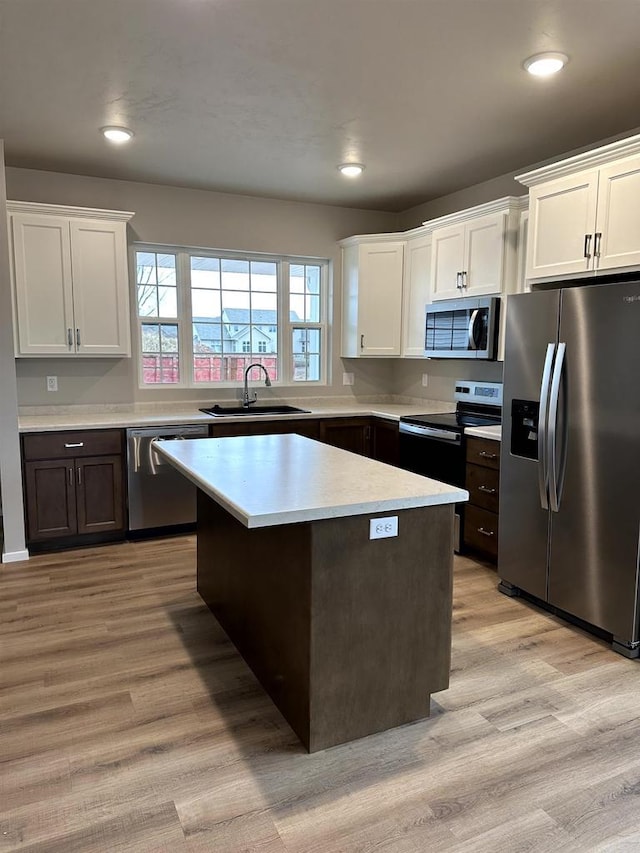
left=1, top=536, right=640, bottom=851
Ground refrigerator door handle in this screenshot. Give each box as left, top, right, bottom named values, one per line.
left=537, top=343, right=556, bottom=511
left=548, top=342, right=566, bottom=513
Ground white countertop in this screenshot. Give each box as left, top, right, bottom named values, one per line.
left=464, top=424, right=502, bottom=441
left=154, top=433, right=468, bottom=528
left=18, top=399, right=454, bottom=433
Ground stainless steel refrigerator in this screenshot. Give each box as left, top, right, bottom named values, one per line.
left=499, top=280, right=640, bottom=658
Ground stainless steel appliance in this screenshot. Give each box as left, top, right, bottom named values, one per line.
left=399, top=380, right=503, bottom=551
left=499, top=281, right=640, bottom=658
left=424, top=296, right=500, bottom=359
left=126, top=424, right=209, bottom=531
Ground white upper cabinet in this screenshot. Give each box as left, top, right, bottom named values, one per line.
left=8, top=202, right=134, bottom=357
left=401, top=233, right=432, bottom=357
left=341, top=238, right=405, bottom=357
left=517, top=134, right=640, bottom=281
left=429, top=200, right=522, bottom=301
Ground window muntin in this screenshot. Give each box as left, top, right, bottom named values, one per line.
left=135, top=248, right=327, bottom=387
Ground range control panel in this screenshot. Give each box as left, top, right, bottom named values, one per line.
left=454, top=381, right=503, bottom=407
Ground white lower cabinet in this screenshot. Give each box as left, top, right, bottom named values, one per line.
left=8, top=202, right=134, bottom=357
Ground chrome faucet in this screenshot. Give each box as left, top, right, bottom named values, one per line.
left=242, top=362, right=271, bottom=407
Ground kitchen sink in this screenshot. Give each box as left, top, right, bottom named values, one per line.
left=199, top=404, right=311, bottom=417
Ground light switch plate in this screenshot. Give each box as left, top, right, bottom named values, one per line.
left=369, top=516, right=399, bottom=540
left=421, top=373, right=429, bottom=387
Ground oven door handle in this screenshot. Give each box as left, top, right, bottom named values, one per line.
left=399, top=422, right=461, bottom=443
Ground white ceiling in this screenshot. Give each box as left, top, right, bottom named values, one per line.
left=1, top=0, right=640, bottom=212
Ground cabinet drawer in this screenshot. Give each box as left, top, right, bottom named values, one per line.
left=464, top=505, right=499, bottom=560
left=466, top=464, right=500, bottom=512
left=22, top=429, right=123, bottom=461
left=466, top=437, right=500, bottom=470
left=209, top=419, right=320, bottom=439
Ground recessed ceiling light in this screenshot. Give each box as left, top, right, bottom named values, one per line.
left=100, top=126, right=135, bottom=144
left=523, top=52, right=569, bottom=77
left=338, top=163, right=365, bottom=178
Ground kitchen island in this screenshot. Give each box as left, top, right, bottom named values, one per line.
left=155, top=433, right=467, bottom=752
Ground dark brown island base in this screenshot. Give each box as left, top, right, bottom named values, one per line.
left=155, top=433, right=467, bottom=753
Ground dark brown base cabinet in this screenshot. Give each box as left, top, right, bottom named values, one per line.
left=22, top=430, right=125, bottom=548
left=463, top=436, right=500, bottom=563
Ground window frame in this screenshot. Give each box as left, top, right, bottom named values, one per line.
left=132, top=243, right=330, bottom=389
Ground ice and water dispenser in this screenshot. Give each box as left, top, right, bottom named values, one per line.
left=510, top=400, right=540, bottom=460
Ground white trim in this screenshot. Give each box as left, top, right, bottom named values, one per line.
left=2, top=548, right=30, bottom=563
left=421, top=195, right=527, bottom=229
left=7, top=200, right=134, bottom=222
left=516, top=133, right=640, bottom=187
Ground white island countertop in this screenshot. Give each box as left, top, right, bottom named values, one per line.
left=155, top=433, right=468, bottom=528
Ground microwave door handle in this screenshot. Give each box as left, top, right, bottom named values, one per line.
left=467, top=309, right=479, bottom=350
left=548, top=342, right=566, bottom=513
left=538, top=343, right=556, bottom=511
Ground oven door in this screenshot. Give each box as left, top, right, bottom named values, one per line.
left=425, top=297, right=499, bottom=359
left=398, top=423, right=466, bottom=551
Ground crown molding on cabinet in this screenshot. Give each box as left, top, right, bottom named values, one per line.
left=7, top=201, right=134, bottom=222
left=516, top=133, right=640, bottom=187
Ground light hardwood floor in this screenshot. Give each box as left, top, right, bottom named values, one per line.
left=1, top=536, right=640, bottom=852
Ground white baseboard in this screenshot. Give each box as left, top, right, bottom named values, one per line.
left=2, top=549, right=30, bottom=563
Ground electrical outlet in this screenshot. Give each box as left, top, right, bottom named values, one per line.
left=369, top=516, right=399, bottom=540
left=342, top=372, right=355, bottom=386
left=421, top=373, right=429, bottom=387
left=46, top=376, right=58, bottom=392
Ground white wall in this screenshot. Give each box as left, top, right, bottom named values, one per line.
left=0, top=143, right=28, bottom=561
left=6, top=166, right=399, bottom=406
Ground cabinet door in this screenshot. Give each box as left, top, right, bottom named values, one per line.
left=11, top=214, right=75, bottom=355
left=24, top=459, right=77, bottom=541
left=370, top=419, right=399, bottom=466
left=464, top=212, right=506, bottom=296
left=401, top=234, right=431, bottom=356
left=430, top=224, right=464, bottom=301
left=595, top=156, right=640, bottom=272
left=358, top=243, right=404, bottom=356
left=75, top=455, right=125, bottom=535
left=70, top=219, right=131, bottom=356
left=526, top=170, right=599, bottom=279
left=319, top=419, right=371, bottom=456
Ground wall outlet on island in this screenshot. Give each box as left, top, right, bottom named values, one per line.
left=46, top=375, right=58, bottom=392
left=369, top=516, right=399, bottom=540
left=342, top=372, right=354, bottom=386
left=421, top=373, right=429, bottom=387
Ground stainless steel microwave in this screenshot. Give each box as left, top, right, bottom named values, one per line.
left=424, top=296, right=500, bottom=360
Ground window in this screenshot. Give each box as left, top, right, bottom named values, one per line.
left=135, top=247, right=328, bottom=387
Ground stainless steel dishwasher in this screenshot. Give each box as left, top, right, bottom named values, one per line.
left=126, top=424, right=209, bottom=531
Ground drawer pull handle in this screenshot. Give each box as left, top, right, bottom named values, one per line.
left=478, top=485, right=497, bottom=494
left=64, top=442, right=84, bottom=448
left=478, top=451, right=497, bottom=459
left=477, top=527, right=495, bottom=537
